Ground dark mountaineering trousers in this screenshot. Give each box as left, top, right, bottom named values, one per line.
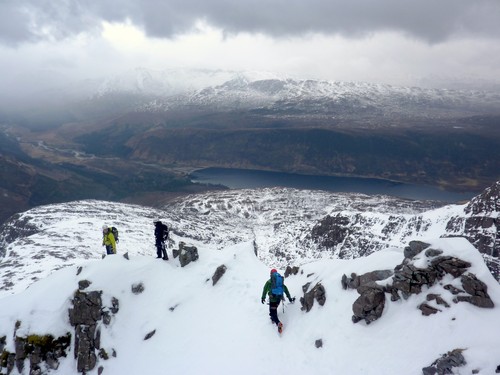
left=156, top=240, right=167, bottom=259
left=269, top=299, right=282, bottom=325
left=105, top=244, right=114, bottom=255
left=154, top=222, right=169, bottom=259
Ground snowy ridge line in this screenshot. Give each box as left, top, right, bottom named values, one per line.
left=81, top=67, right=500, bottom=116
left=3, top=183, right=497, bottom=299
left=0, top=237, right=500, bottom=374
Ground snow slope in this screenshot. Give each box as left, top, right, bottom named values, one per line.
left=0, top=189, right=441, bottom=298
left=1, top=237, right=500, bottom=375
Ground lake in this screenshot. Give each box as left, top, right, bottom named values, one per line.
left=189, top=167, right=477, bottom=202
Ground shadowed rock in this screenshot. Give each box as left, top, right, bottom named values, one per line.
left=348, top=241, right=495, bottom=324
left=285, top=266, right=300, bottom=277
left=300, top=282, right=326, bottom=312
left=144, top=330, right=156, bottom=340
left=212, top=264, right=227, bottom=286
left=404, top=240, right=431, bottom=259
left=132, top=283, right=145, bottom=295
left=178, top=242, right=199, bottom=267
left=352, top=283, right=385, bottom=324
left=341, top=270, right=393, bottom=290
left=422, top=348, right=466, bottom=375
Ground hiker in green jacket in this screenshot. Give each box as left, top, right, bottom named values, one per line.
left=261, top=269, right=295, bottom=332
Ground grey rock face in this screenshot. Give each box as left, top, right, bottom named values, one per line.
left=341, top=270, right=393, bottom=290
left=78, top=280, right=92, bottom=290
left=284, top=266, right=300, bottom=277
left=132, top=283, right=145, bottom=295
left=404, top=240, right=431, bottom=259
left=309, top=181, right=500, bottom=281
left=69, top=291, right=102, bottom=326
left=0, top=329, right=71, bottom=375
left=68, top=289, right=120, bottom=373
left=455, top=273, right=494, bottom=308
left=422, top=348, right=466, bottom=375
left=349, top=242, right=494, bottom=324
left=352, top=283, right=385, bottom=324
left=300, top=282, right=326, bottom=312
left=418, top=303, right=440, bottom=316
left=69, top=290, right=102, bottom=373
left=178, top=242, right=199, bottom=267
left=212, top=264, right=227, bottom=286
left=75, top=325, right=98, bottom=372
left=430, top=256, right=471, bottom=278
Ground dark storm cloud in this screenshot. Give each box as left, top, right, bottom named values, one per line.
left=1, top=0, right=500, bottom=46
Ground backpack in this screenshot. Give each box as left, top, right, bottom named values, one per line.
left=270, top=272, right=284, bottom=297
left=155, top=223, right=169, bottom=241
left=162, top=223, right=169, bottom=241
left=110, top=226, right=119, bottom=243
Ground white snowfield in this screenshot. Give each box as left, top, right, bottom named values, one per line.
left=1, top=237, right=500, bottom=375
left=0, top=188, right=445, bottom=298
left=1, top=187, right=499, bottom=374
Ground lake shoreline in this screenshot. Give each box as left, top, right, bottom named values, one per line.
left=189, top=167, right=478, bottom=203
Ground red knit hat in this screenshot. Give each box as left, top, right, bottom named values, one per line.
left=270, top=269, right=277, bottom=274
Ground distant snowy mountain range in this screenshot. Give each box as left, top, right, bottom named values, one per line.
left=4, top=67, right=494, bottom=126
left=88, top=67, right=500, bottom=120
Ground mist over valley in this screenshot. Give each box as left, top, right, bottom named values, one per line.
left=0, top=68, right=499, bottom=224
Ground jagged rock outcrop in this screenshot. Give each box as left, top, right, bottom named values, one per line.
left=309, top=181, right=500, bottom=281
left=341, top=270, right=393, bottom=290
left=465, top=181, right=500, bottom=215
left=174, top=242, right=199, bottom=267
left=351, top=283, right=386, bottom=324
left=419, top=293, right=450, bottom=315
left=68, top=284, right=120, bottom=374
left=346, top=241, right=494, bottom=324
left=455, top=273, right=494, bottom=308
left=0, top=326, right=71, bottom=375
left=69, top=290, right=102, bottom=372
left=212, top=264, right=227, bottom=286
left=422, top=349, right=466, bottom=375
left=284, top=266, right=300, bottom=277
left=300, top=282, right=326, bottom=312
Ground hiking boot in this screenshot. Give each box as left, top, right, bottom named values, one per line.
left=278, top=322, right=283, bottom=334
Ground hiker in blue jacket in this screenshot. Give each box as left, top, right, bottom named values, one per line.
left=261, top=269, right=295, bottom=332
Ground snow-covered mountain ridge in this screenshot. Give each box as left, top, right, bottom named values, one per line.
left=0, top=183, right=500, bottom=374
left=1, top=182, right=498, bottom=300
left=88, top=67, right=500, bottom=120
left=1, top=232, right=500, bottom=374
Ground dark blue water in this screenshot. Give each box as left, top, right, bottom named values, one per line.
left=190, top=167, right=477, bottom=202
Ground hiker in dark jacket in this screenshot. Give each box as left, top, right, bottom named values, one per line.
left=154, top=219, right=169, bottom=260
left=261, top=269, right=295, bottom=332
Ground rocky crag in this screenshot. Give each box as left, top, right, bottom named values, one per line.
left=308, top=181, right=500, bottom=280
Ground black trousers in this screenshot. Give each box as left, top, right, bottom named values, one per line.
left=105, top=245, right=115, bottom=255
left=269, top=300, right=282, bottom=325
left=156, top=240, right=167, bottom=259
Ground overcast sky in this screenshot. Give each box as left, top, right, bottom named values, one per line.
left=1, top=0, right=500, bottom=95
